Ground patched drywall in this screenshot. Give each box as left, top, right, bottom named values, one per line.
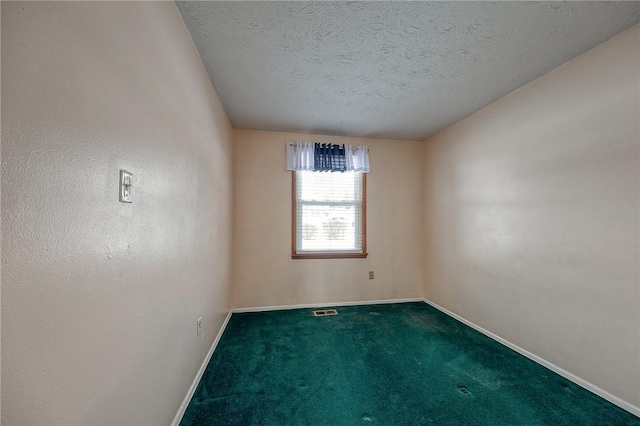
left=423, top=25, right=640, bottom=411
left=177, top=1, right=640, bottom=140
left=232, top=129, right=424, bottom=309
left=1, top=3, right=233, bottom=424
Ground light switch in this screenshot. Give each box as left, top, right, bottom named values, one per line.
left=119, top=170, right=133, bottom=203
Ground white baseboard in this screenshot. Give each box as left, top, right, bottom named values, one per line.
left=172, top=309, right=233, bottom=426
left=232, top=297, right=424, bottom=313
left=422, top=298, right=640, bottom=418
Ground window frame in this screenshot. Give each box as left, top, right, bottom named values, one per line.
left=291, top=171, right=368, bottom=259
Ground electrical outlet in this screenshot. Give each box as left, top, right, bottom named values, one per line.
left=369, top=271, right=374, bottom=280
left=197, top=317, right=202, bottom=336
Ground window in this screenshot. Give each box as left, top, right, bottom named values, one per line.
left=292, top=171, right=367, bottom=259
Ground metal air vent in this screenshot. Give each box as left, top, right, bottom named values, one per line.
left=312, top=309, right=338, bottom=316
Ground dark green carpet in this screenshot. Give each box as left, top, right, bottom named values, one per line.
left=181, top=302, right=639, bottom=425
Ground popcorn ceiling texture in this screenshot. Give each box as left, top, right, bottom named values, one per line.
left=177, top=1, right=640, bottom=141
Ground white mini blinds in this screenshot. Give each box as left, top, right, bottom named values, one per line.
left=293, top=171, right=366, bottom=258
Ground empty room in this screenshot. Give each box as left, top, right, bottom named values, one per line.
left=1, top=1, right=639, bottom=425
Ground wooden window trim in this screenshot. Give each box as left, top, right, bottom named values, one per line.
left=292, top=171, right=368, bottom=259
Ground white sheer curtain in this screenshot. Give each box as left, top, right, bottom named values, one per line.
left=286, top=142, right=315, bottom=171
left=345, top=145, right=370, bottom=173
left=286, top=142, right=370, bottom=173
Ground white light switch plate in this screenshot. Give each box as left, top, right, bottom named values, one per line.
left=119, top=170, right=133, bottom=203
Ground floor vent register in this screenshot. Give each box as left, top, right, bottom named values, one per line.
left=312, top=309, right=338, bottom=317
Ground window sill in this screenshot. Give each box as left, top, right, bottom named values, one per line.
left=292, top=252, right=368, bottom=260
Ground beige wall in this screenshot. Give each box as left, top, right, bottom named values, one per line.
left=1, top=2, right=233, bottom=424
left=233, top=129, right=424, bottom=308
left=423, top=25, right=639, bottom=409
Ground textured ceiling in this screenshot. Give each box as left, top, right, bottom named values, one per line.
left=177, top=1, right=640, bottom=141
